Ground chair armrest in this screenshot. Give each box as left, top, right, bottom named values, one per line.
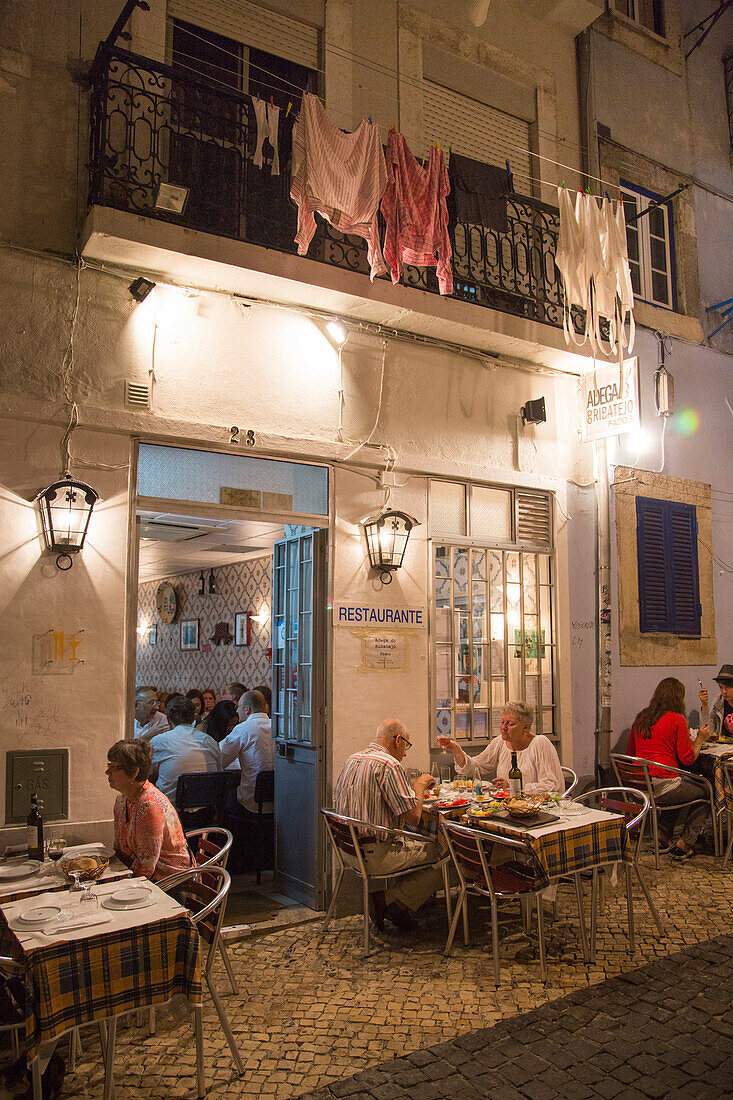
left=644, top=761, right=714, bottom=794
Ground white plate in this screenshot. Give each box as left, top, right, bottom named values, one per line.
left=0, top=860, right=42, bottom=882
left=111, top=886, right=150, bottom=904
left=101, top=893, right=154, bottom=911
left=63, top=845, right=114, bottom=860
left=14, top=905, right=63, bottom=927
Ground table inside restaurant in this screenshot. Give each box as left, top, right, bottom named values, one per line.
left=0, top=876, right=203, bottom=1098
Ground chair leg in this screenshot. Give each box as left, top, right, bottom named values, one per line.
left=441, top=862, right=453, bottom=926
left=219, top=940, right=239, bottom=995
left=322, top=867, right=344, bottom=931
left=103, top=1017, right=117, bottom=1100
left=148, top=1007, right=156, bottom=1036
left=723, top=819, right=733, bottom=870
left=206, top=976, right=244, bottom=1076
left=194, top=1004, right=206, bottom=1099
left=444, top=886, right=465, bottom=956
left=634, top=863, right=664, bottom=935
left=572, top=874, right=590, bottom=965
left=536, top=895, right=547, bottom=982
left=462, top=890, right=470, bottom=946
left=490, top=898, right=501, bottom=988
left=31, top=1058, right=42, bottom=1100
left=590, top=870, right=598, bottom=963
left=711, top=797, right=720, bottom=857
left=625, top=864, right=635, bottom=954
left=362, top=877, right=371, bottom=957
left=651, top=809, right=660, bottom=870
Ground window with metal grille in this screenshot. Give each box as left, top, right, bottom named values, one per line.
left=636, top=496, right=701, bottom=635
left=421, top=80, right=533, bottom=194
left=614, top=0, right=665, bottom=37
left=621, top=183, right=675, bottom=309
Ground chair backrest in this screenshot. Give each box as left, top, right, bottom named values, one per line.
left=157, top=864, right=230, bottom=977
left=441, top=819, right=542, bottom=895
left=175, top=771, right=228, bottom=812
left=561, top=766, right=578, bottom=798
left=610, top=754, right=653, bottom=794
left=254, top=769, right=274, bottom=810
left=185, top=827, right=233, bottom=870
left=575, top=786, right=648, bottom=830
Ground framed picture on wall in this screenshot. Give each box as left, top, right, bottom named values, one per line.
left=148, top=625, right=157, bottom=645
left=180, top=619, right=199, bottom=651
left=235, top=612, right=250, bottom=646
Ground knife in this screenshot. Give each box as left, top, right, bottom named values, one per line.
left=42, top=916, right=113, bottom=936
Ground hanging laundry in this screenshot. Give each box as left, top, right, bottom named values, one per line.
left=290, top=93, right=387, bottom=280
left=380, top=131, right=453, bottom=295
left=448, top=155, right=512, bottom=233
left=252, top=97, right=280, bottom=175
left=555, top=187, right=634, bottom=369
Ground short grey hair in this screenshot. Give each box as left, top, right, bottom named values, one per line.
left=376, top=718, right=407, bottom=741
left=503, top=701, right=533, bottom=728
left=135, top=687, right=156, bottom=705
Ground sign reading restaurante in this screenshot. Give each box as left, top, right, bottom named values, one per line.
left=334, top=602, right=426, bottom=627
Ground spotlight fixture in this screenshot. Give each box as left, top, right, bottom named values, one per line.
left=520, top=397, right=547, bottom=425
left=361, top=509, right=418, bottom=583
left=35, top=474, right=99, bottom=570
left=326, top=320, right=347, bottom=346
left=154, top=181, right=190, bottom=216
left=128, top=277, right=156, bottom=303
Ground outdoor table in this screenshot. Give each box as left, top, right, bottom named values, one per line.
left=463, top=805, right=630, bottom=890
left=0, top=877, right=203, bottom=1099
left=0, top=856, right=132, bottom=906
left=697, top=742, right=733, bottom=818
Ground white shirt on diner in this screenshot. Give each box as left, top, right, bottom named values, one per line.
left=219, top=712, right=274, bottom=812
left=454, top=734, right=564, bottom=792
left=134, top=710, right=169, bottom=740
left=151, top=723, right=222, bottom=801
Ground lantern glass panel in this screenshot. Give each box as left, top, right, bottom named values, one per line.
left=38, top=479, right=97, bottom=552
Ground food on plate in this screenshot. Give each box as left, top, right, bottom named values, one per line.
left=506, top=797, right=542, bottom=818
left=436, top=798, right=469, bottom=809
left=469, top=800, right=502, bottom=817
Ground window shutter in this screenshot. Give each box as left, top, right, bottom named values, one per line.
left=636, top=496, right=701, bottom=635
left=636, top=497, right=668, bottom=632
left=168, top=0, right=320, bottom=70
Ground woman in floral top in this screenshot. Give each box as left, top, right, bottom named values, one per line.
left=107, top=740, right=192, bottom=881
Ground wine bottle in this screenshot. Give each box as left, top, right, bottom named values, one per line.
left=508, top=752, right=523, bottom=798
left=27, top=794, right=44, bottom=862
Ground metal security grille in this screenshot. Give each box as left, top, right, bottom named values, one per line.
left=433, top=544, right=557, bottom=749
left=168, top=0, right=320, bottom=70
left=422, top=79, right=532, bottom=187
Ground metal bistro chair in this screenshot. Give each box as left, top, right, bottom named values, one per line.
left=441, top=819, right=590, bottom=985
left=722, top=760, right=733, bottom=871
left=186, top=828, right=238, bottom=994
left=562, top=766, right=579, bottom=798
left=157, top=865, right=244, bottom=1081
left=175, top=771, right=229, bottom=830
left=321, top=809, right=453, bottom=957
left=611, top=753, right=719, bottom=868
left=573, top=787, right=664, bottom=957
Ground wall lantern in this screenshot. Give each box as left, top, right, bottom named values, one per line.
left=361, top=509, right=418, bottom=583
left=36, top=474, right=99, bottom=570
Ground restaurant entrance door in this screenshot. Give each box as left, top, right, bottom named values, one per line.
left=271, top=528, right=328, bottom=909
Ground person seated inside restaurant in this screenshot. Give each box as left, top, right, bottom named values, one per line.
left=149, top=696, right=222, bottom=801
left=134, top=686, right=170, bottom=741
left=186, top=688, right=206, bottom=721
left=204, top=699, right=239, bottom=743
left=202, top=688, right=217, bottom=714
left=252, top=683, right=272, bottom=716
left=221, top=682, right=247, bottom=705
left=438, top=700, right=564, bottom=793
left=220, top=689, right=275, bottom=816
left=107, top=739, right=192, bottom=881
left=334, top=718, right=443, bottom=932
left=699, top=664, right=733, bottom=740
left=627, top=677, right=710, bottom=862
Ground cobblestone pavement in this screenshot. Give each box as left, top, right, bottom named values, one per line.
left=42, top=852, right=733, bottom=1097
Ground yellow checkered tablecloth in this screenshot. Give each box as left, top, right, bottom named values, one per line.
left=471, top=811, right=630, bottom=889
left=698, top=749, right=733, bottom=815
left=0, top=911, right=202, bottom=1059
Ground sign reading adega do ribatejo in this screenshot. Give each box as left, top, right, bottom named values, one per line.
left=333, top=602, right=426, bottom=627
left=581, top=358, right=640, bottom=442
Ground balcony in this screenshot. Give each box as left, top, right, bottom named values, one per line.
left=87, top=47, right=573, bottom=340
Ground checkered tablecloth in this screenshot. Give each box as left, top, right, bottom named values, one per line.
left=469, top=810, right=630, bottom=889
left=0, top=908, right=202, bottom=1059
left=698, top=748, right=733, bottom=815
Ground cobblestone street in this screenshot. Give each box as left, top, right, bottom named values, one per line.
left=43, top=853, right=733, bottom=1098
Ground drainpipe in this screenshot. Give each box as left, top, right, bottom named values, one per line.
left=595, top=438, right=612, bottom=782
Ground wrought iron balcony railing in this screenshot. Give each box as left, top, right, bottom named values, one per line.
left=88, top=47, right=566, bottom=329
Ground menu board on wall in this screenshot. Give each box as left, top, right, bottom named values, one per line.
left=360, top=633, right=410, bottom=672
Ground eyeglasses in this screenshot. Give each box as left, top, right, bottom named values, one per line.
left=395, top=734, right=412, bottom=749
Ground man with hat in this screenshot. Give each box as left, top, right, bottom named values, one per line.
left=699, top=665, right=733, bottom=739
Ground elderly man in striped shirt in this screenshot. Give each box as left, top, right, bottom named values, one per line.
left=334, top=718, right=443, bottom=931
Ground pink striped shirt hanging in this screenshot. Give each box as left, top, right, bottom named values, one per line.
left=380, top=131, right=453, bottom=295
left=290, top=94, right=387, bottom=280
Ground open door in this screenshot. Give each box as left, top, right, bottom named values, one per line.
left=272, top=528, right=327, bottom=908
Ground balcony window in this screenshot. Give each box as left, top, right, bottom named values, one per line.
left=621, top=183, right=675, bottom=309
left=614, top=0, right=665, bottom=37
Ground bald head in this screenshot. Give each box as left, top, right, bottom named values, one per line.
left=377, top=718, right=407, bottom=743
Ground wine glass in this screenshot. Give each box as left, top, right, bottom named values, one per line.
left=68, top=870, right=84, bottom=892
left=47, top=837, right=67, bottom=864
left=79, top=882, right=99, bottom=912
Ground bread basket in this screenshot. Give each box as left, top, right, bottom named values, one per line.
left=59, top=854, right=110, bottom=882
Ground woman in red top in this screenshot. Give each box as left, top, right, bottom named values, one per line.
left=628, top=677, right=710, bottom=861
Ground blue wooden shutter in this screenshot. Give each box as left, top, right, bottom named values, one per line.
left=636, top=496, right=701, bottom=635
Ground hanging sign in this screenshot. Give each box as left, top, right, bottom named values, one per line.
left=580, top=358, right=640, bottom=442
left=333, top=602, right=426, bottom=628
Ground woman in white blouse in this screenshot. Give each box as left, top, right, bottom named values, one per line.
left=438, top=701, right=564, bottom=793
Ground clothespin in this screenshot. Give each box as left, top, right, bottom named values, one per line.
left=506, top=158, right=511, bottom=174
left=285, top=101, right=292, bottom=117
left=256, top=92, right=260, bottom=101
left=368, top=114, right=373, bottom=124
left=561, top=180, right=566, bottom=188
left=604, top=190, right=610, bottom=201
left=270, top=95, right=274, bottom=106
left=436, top=141, right=440, bottom=152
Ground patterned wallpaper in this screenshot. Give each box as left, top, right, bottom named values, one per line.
left=136, top=557, right=272, bottom=694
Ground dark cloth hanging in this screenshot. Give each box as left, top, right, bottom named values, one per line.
left=448, top=154, right=512, bottom=233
